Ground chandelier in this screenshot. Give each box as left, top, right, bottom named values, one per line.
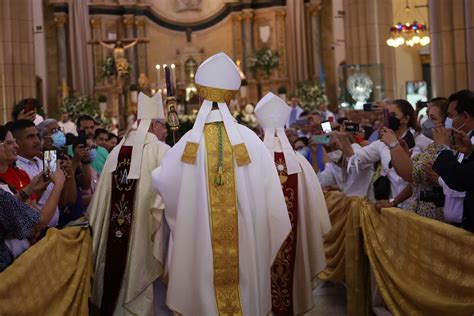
left=386, top=0, right=430, bottom=48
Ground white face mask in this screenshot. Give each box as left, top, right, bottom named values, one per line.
left=444, top=117, right=453, bottom=129
left=328, top=150, right=343, bottom=163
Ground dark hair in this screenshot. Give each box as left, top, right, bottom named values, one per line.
left=0, top=125, right=8, bottom=141
left=8, top=120, right=35, bottom=138
left=76, top=115, right=95, bottom=129
left=12, top=98, right=42, bottom=120
left=94, top=128, right=108, bottom=139
left=429, top=97, right=449, bottom=119
left=295, top=136, right=309, bottom=146
left=300, top=111, right=309, bottom=117
left=391, top=99, right=418, bottom=130
left=108, top=133, right=118, bottom=141
left=447, top=89, right=474, bottom=117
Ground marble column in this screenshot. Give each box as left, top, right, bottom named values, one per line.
left=429, top=0, right=474, bottom=96
left=135, top=17, right=148, bottom=79
left=242, top=9, right=254, bottom=78
left=90, top=17, right=103, bottom=84
left=54, top=13, right=68, bottom=90
left=275, top=9, right=287, bottom=80
left=123, top=14, right=138, bottom=84
left=308, top=2, right=322, bottom=83
left=466, top=0, right=474, bottom=90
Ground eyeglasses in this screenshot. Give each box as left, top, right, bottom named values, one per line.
left=0, top=140, right=17, bottom=146
left=50, top=127, right=65, bottom=134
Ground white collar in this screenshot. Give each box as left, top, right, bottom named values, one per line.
left=17, top=155, right=40, bottom=164
left=206, top=110, right=223, bottom=123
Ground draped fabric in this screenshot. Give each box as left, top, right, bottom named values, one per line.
left=318, top=191, right=371, bottom=316
left=361, top=205, right=474, bottom=316
left=68, top=0, right=93, bottom=95
left=320, top=191, right=474, bottom=316
left=0, top=227, right=92, bottom=315
left=286, top=0, right=309, bottom=90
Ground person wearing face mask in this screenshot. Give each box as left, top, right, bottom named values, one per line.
left=340, top=99, right=429, bottom=209
left=318, top=132, right=374, bottom=199
left=378, top=98, right=453, bottom=221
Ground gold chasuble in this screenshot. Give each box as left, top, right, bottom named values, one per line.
left=204, top=122, right=243, bottom=315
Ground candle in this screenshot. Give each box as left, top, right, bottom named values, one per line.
left=155, top=64, right=161, bottom=86
left=171, top=64, right=176, bottom=89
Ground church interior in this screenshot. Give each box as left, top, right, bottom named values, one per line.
left=1, top=0, right=472, bottom=126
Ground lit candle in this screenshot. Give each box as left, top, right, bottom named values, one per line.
left=155, top=64, right=161, bottom=86
left=171, top=64, right=177, bottom=89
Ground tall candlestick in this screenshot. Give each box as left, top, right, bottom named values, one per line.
left=155, top=64, right=161, bottom=87
left=162, top=64, right=167, bottom=90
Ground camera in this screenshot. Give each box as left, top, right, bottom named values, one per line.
left=416, top=100, right=428, bottom=109
left=419, top=186, right=445, bottom=207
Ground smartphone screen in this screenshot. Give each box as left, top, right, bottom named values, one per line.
left=77, top=130, right=87, bottom=146
left=43, top=150, right=57, bottom=177
left=345, top=122, right=360, bottom=132
left=311, top=135, right=330, bottom=145
left=25, top=99, right=35, bottom=113
left=321, top=121, right=332, bottom=134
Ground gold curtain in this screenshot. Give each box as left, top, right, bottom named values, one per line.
left=0, top=227, right=92, bottom=315
left=318, top=191, right=371, bottom=316
left=320, top=191, right=474, bottom=315
left=361, top=204, right=474, bottom=316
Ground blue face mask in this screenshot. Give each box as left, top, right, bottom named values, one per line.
left=444, top=117, right=453, bottom=129
left=90, top=147, right=97, bottom=162
left=297, top=147, right=308, bottom=157
left=51, top=131, right=66, bottom=148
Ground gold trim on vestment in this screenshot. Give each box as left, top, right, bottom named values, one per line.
left=232, top=143, right=251, bottom=166
left=205, top=123, right=243, bottom=316
left=181, top=142, right=199, bottom=164
left=196, top=84, right=239, bottom=103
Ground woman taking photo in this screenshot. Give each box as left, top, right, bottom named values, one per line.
left=0, top=125, right=65, bottom=272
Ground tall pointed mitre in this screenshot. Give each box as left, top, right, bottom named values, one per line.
left=181, top=52, right=250, bottom=166
left=106, top=91, right=164, bottom=179
left=255, top=92, right=301, bottom=175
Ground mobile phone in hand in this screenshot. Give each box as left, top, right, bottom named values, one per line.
left=77, top=130, right=87, bottom=146
left=321, top=121, right=332, bottom=134
left=43, top=150, right=57, bottom=181
left=311, top=134, right=330, bottom=145
left=363, top=103, right=374, bottom=111
left=383, top=109, right=390, bottom=127
left=25, top=99, right=35, bottom=113
left=344, top=122, right=360, bottom=132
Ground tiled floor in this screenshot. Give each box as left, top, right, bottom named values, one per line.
left=306, top=281, right=347, bottom=316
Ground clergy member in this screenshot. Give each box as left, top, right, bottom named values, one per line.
left=151, top=52, right=291, bottom=315
left=255, top=92, right=332, bottom=315
left=88, top=92, right=170, bottom=315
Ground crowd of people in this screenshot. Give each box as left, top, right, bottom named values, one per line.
left=0, top=54, right=473, bottom=314
left=286, top=89, right=474, bottom=231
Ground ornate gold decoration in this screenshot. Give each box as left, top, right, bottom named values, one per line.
left=242, top=9, right=254, bottom=22
left=196, top=84, right=239, bottom=103
left=205, top=123, right=243, bottom=316
left=308, top=3, right=322, bottom=16
left=232, top=143, right=251, bottom=167
left=54, top=14, right=67, bottom=28
left=90, top=17, right=101, bottom=29
left=122, top=15, right=135, bottom=27
left=181, top=142, right=199, bottom=164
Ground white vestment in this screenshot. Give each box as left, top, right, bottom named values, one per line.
left=88, top=131, right=170, bottom=315
left=152, top=112, right=291, bottom=316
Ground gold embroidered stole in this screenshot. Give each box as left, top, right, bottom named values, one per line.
left=204, top=123, right=243, bottom=316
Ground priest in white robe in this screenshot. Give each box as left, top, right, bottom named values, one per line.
left=151, top=52, right=291, bottom=316
left=88, top=92, right=170, bottom=315
left=255, top=92, right=332, bottom=315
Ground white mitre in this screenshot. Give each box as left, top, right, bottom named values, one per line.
left=106, top=91, right=164, bottom=179
left=255, top=92, right=301, bottom=175
left=181, top=52, right=250, bottom=166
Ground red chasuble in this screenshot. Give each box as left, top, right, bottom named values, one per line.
left=271, top=152, right=299, bottom=315
left=101, top=146, right=138, bottom=315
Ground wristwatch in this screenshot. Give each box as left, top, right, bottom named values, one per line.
left=387, top=141, right=399, bottom=150
left=436, top=144, right=451, bottom=153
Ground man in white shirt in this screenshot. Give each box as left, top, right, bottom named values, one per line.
left=58, top=112, right=77, bottom=135
left=319, top=103, right=335, bottom=122
left=11, top=120, right=75, bottom=227
left=287, top=96, right=304, bottom=127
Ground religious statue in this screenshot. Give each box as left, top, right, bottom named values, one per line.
left=176, top=0, right=202, bottom=12
left=100, top=39, right=138, bottom=77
